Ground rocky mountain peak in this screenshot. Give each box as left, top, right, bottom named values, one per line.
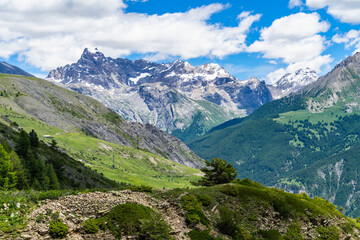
left=269, top=68, right=319, bottom=99
left=47, top=48, right=274, bottom=136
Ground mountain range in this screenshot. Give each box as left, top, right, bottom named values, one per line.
left=189, top=52, right=360, bottom=217
left=47, top=48, right=318, bottom=142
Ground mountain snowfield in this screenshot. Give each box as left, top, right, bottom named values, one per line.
left=47, top=48, right=318, bottom=138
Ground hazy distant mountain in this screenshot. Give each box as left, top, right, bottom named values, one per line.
left=0, top=61, right=34, bottom=77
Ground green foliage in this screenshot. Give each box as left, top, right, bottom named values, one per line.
left=48, top=219, right=69, bottom=238
left=181, top=194, right=210, bottom=227
left=15, top=129, right=30, bottom=158
left=316, top=226, right=340, bottom=240
left=138, top=213, right=173, bottom=240
left=186, top=212, right=201, bottom=226
left=83, top=218, right=99, bottom=234
left=216, top=205, right=236, bottom=236
left=181, top=194, right=202, bottom=212
left=198, top=194, right=212, bottom=206
left=195, top=158, right=237, bottom=186
left=188, top=229, right=220, bottom=240
left=258, top=229, right=282, bottom=240
left=283, top=223, right=303, bottom=240
left=29, top=129, right=39, bottom=148
left=96, top=202, right=171, bottom=239
left=128, top=185, right=153, bottom=193
left=0, top=144, right=17, bottom=190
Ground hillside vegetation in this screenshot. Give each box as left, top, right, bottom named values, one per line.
left=189, top=52, right=360, bottom=217
left=0, top=74, right=202, bottom=188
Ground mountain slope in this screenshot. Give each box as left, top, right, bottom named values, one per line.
left=0, top=73, right=202, bottom=188
left=189, top=52, right=360, bottom=216
left=47, top=49, right=272, bottom=141
left=0, top=74, right=202, bottom=168
left=0, top=62, right=34, bottom=77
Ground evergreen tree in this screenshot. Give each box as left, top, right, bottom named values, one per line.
left=10, top=150, right=30, bottom=189
left=15, top=129, right=30, bottom=158
left=194, top=158, right=237, bottom=186
left=0, top=144, right=17, bottom=189
left=29, top=129, right=39, bottom=148
left=47, top=164, right=60, bottom=189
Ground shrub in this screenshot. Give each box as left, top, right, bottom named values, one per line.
left=316, top=226, right=340, bottom=240
left=83, top=218, right=99, bottom=234
left=181, top=194, right=202, bottom=212
left=186, top=213, right=200, bottom=226
left=138, top=213, right=172, bottom=240
left=198, top=194, right=212, bottom=206
left=258, top=229, right=282, bottom=240
left=216, top=206, right=236, bottom=236
left=283, top=223, right=303, bottom=240
left=48, top=219, right=69, bottom=238
left=188, top=229, right=219, bottom=240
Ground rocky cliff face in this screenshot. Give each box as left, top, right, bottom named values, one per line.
left=47, top=49, right=272, bottom=134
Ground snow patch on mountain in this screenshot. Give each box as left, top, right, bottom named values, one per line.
left=269, top=68, right=319, bottom=99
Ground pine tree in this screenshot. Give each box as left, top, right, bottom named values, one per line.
left=47, top=164, right=60, bottom=189
left=15, top=129, right=30, bottom=158
left=29, top=129, right=39, bottom=148
left=0, top=144, right=17, bottom=189
left=10, top=150, right=30, bottom=189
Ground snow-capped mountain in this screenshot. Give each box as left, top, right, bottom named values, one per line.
left=47, top=49, right=273, bottom=141
left=269, top=68, right=319, bottom=99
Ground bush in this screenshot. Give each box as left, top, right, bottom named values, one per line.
left=83, top=218, right=99, bottom=234
left=181, top=194, right=202, bottom=212
left=48, top=219, right=69, bottom=238
left=283, top=223, right=303, bottom=240
left=216, top=206, right=236, bottom=236
left=198, top=194, right=212, bottom=206
left=258, top=229, right=282, bottom=240
left=186, top=212, right=200, bottom=226
left=188, top=229, right=219, bottom=240
left=316, top=226, right=340, bottom=240
left=138, top=213, right=172, bottom=240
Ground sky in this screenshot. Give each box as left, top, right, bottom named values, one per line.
left=0, top=0, right=359, bottom=83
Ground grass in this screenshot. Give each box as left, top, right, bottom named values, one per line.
left=152, top=180, right=359, bottom=239
left=0, top=106, right=201, bottom=189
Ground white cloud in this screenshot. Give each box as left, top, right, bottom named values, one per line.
left=248, top=12, right=332, bottom=83
left=0, top=0, right=261, bottom=71
left=289, top=0, right=303, bottom=8
left=333, top=30, right=360, bottom=54
left=306, top=0, right=360, bottom=24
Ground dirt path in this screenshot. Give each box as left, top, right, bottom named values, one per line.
left=20, top=190, right=191, bottom=240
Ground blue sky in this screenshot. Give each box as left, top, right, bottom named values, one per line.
left=0, top=0, right=359, bottom=83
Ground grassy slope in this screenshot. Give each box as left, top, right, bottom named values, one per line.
left=189, top=87, right=360, bottom=216
left=0, top=103, right=201, bottom=189
left=153, top=180, right=360, bottom=239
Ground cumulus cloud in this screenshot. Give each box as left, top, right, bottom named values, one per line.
left=306, top=0, right=360, bottom=24
left=333, top=30, right=360, bottom=54
left=0, top=0, right=261, bottom=71
left=248, top=12, right=332, bottom=83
